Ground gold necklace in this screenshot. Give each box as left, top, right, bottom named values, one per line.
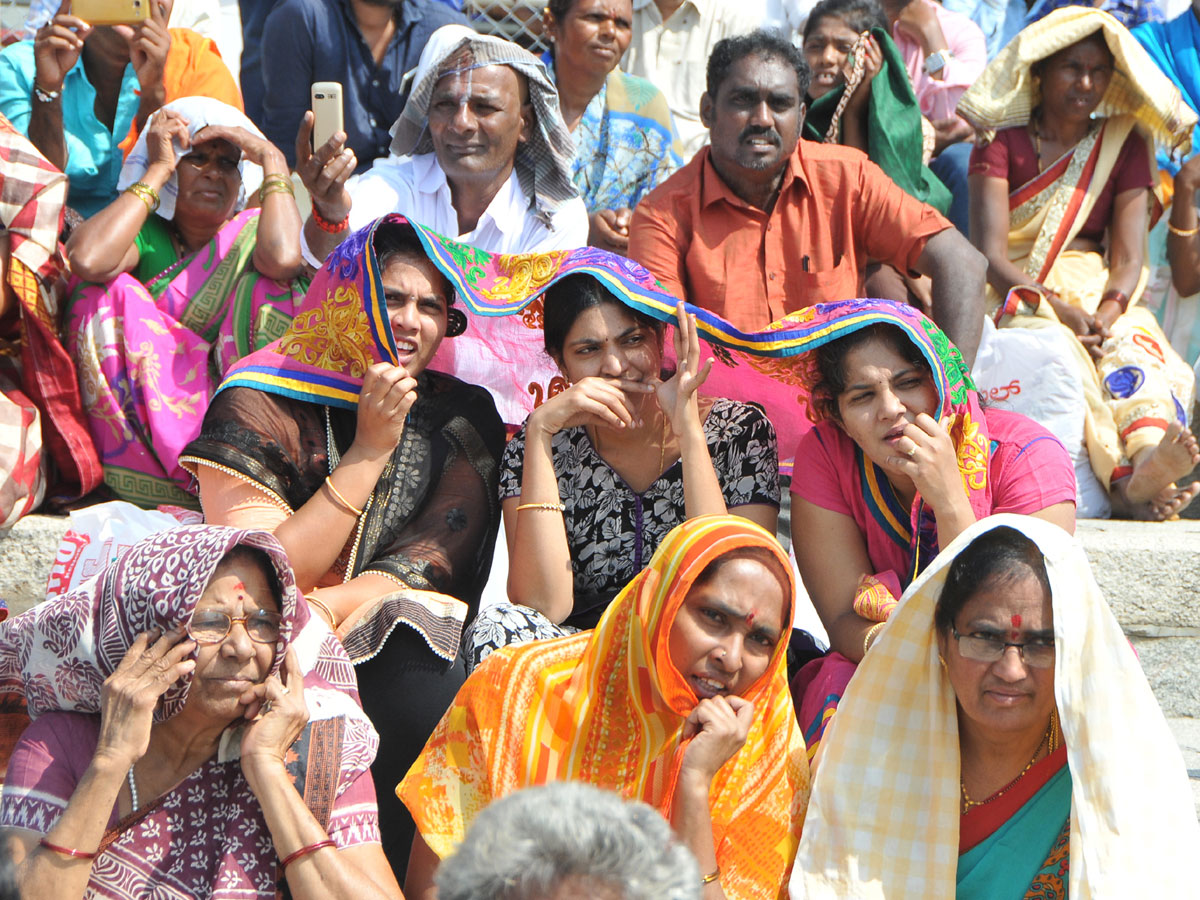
left=960, top=709, right=1059, bottom=815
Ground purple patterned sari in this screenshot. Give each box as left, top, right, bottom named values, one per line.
left=0, top=526, right=379, bottom=899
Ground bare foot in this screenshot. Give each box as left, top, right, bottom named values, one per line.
left=1149, top=481, right=1200, bottom=520
left=1111, top=480, right=1200, bottom=520
left=1123, top=423, right=1200, bottom=505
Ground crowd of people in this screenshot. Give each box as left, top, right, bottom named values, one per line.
left=1, top=0, right=1199, bottom=898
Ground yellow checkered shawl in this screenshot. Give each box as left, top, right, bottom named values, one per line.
left=399, top=516, right=809, bottom=900
left=957, top=6, right=1196, bottom=154
left=792, top=514, right=1200, bottom=898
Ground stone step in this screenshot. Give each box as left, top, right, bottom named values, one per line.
left=2, top=513, right=1198, bottom=815
left=1, top=515, right=1197, bottom=699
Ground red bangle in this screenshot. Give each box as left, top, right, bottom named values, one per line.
left=280, top=839, right=336, bottom=869
left=39, top=838, right=97, bottom=860
left=311, top=205, right=349, bottom=234
left=1100, top=289, right=1130, bottom=313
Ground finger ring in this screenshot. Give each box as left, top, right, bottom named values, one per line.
left=260, top=700, right=273, bottom=715
left=904, top=444, right=917, bottom=458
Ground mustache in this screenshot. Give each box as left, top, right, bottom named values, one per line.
left=739, top=126, right=781, bottom=145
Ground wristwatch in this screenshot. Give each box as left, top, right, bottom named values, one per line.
left=923, top=49, right=952, bottom=75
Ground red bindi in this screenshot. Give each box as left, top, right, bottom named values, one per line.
left=1011, top=614, right=1021, bottom=628
left=745, top=611, right=756, bottom=628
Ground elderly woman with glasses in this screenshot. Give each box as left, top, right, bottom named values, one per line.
left=0, top=526, right=402, bottom=900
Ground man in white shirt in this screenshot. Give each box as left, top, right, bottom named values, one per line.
left=300, top=24, right=588, bottom=266
left=622, top=0, right=761, bottom=161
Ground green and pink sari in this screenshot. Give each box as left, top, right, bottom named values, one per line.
left=66, top=209, right=310, bottom=508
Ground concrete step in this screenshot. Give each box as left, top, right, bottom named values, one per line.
left=2, top=513, right=1198, bottom=814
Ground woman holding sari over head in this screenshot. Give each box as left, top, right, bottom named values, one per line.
left=457, top=251, right=778, bottom=673
left=180, top=214, right=505, bottom=880
left=961, top=7, right=1200, bottom=521
left=0, top=113, right=101, bottom=526
left=791, top=515, right=1200, bottom=899
left=0, top=525, right=401, bottom=900
left=787, top=299, right=1075, bottom=757
left=400, top=515, right=809, bottom=900
left=65, top=95, right=308, bottom=510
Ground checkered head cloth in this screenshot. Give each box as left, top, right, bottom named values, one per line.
left=389, top=25, right=578, bottom=226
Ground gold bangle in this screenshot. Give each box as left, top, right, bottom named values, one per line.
left=701, top=867, right=720, bottom=885
left=259, top=174, right=295, bottom=203
left=864, top=622, right=886, bottom=656
left=1167, top=221, right=1200, bottom=237
left=324, top=475, right=363, bottom=517
left=125, top=181, right=160, bottom=214
left=515, top=501, right=566, bottom=512
left=306, top=594, right=338, bottom=629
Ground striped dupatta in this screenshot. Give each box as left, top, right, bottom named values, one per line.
left=999, top=115, right=1149, bottom=305
left=398, top=516, right=809, bottom=900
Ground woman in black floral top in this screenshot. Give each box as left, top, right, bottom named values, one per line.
left=465, top=274, right=780, bottom=670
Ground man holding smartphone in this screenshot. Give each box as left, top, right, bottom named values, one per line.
left=297, top=24, right=588, bottom=267
left=259, top=0, right=468, bottom=175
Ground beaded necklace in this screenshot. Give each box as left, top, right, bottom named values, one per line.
left=960, top=708, right=1059, bottom=815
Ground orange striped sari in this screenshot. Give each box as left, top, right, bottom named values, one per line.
left=398, top=516, right=809, bottom=899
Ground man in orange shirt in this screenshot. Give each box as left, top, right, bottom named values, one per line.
left=628, top=30, right=986, bottom=362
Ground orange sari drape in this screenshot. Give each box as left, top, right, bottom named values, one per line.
left=398, top=516, right=810, bottom=900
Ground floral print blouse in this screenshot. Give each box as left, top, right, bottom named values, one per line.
left=500, top=399, right=780, bottom=629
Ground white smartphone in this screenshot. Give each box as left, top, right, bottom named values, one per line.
left=310, top=82, right=344, bottom=152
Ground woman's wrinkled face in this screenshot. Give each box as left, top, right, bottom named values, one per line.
left=545, top=0, right=634, bottom=80
left=803, top=16, right=859, bottom=100
left=834, top=337, right=939, bottom=472
left=174, top=136, right=241, bottom=226
left=554, top=302, right=663, bottom=386
left=937, top=571, right=1057, bottom=740
left=1037, top=35, right=1114, bottom=123
left=668, top=556, right=787, bottom=700
left=381, top=252, right=450, bottom=375
left=186, top=556, right=279, bottom=722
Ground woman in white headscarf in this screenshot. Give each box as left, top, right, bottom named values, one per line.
left=62, top=96, right=310, bottom=510
left=792, top=513, right=1199, bottom=899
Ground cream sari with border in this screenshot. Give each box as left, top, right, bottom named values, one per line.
left=985, top=116, right=1196, bottom=488
left=790, top=514, right=1200, bottom=899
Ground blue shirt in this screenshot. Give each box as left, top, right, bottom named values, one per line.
left=0, top=41, right=141, bottom=217
left=260, top=0, right=467, bottom=172
left=1025, top=0, right=1164, bottom=30
left=942, top=0, right=1027, bottom=60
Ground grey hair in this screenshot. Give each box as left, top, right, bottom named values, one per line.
left=434, top=782, right=702, bottom=900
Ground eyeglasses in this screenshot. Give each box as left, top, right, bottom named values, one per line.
left=950, top=627, right=1055, bottom=669
left=188, top=611, right=282, bottom=645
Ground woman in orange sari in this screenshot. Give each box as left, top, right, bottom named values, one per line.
left=962, top=7, right=1200, bottom=520
left=398, top=516, right=808, bottom=900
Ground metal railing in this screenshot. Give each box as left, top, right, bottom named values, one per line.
left=467, top=0, right=550, bottom=55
